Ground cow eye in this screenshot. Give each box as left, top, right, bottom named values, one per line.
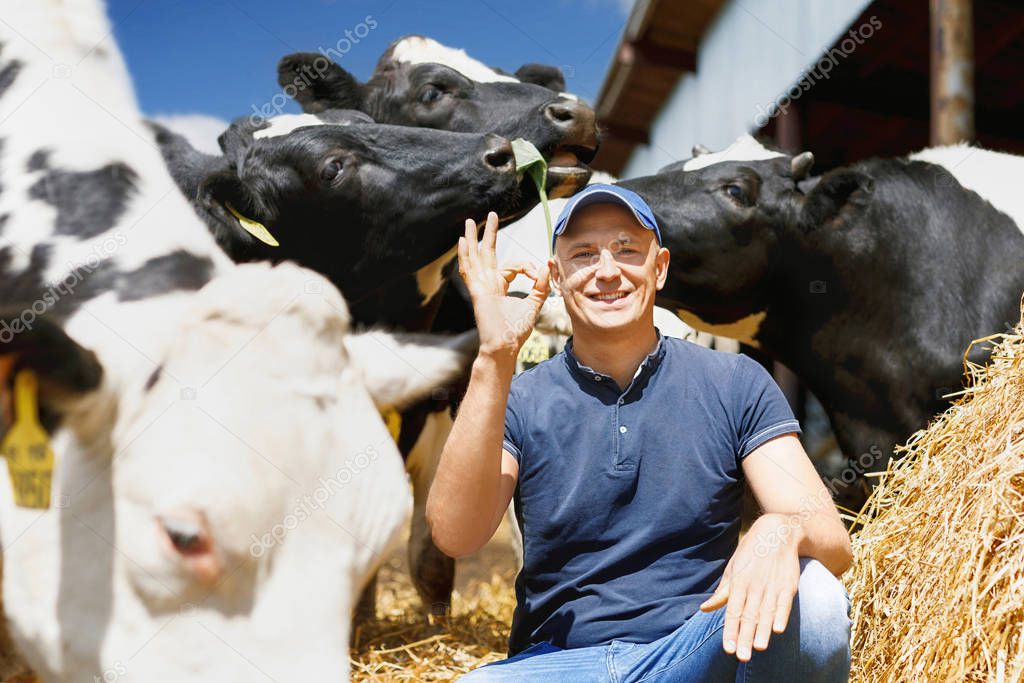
left=723, top=183, right=750, bottom=205
left=320, top=158, right=346, bottom=183
left=419, top=84, right=445, bottom=104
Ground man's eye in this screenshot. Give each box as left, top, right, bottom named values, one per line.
left=573, top=251, right=595, bottom=259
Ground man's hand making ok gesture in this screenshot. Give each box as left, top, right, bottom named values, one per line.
left=458, top=211, right=551, bottom=360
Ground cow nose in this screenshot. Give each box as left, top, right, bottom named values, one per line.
left=543, top=98, right=599, bottom=152
left=544, top=99, right=587, bottom=127
left=482, top=134, right=514, bottom=172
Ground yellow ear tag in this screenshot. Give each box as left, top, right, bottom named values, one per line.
left=517, top=330, right=551, bottom=367
left=1, top=370, right=55, bottom=509
left=381, top=408, right=402, bottom=443
left=225, top=202, right=280, bottom=247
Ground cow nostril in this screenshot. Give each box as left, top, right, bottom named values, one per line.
left=544, top=101, right=577, bottom=125
left=483, top=137, right=514, bottom=171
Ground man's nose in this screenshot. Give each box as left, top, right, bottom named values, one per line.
left=594, top=249, right=618, bottom=279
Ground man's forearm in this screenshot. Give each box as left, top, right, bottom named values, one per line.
left=426, top=350, right=517, bottom=558
left=793, top=511, right=853, bottom=576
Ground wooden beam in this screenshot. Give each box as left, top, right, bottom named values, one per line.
left=930, top=0, right=974, bottom=144
left=598, top=121, right=650, bottom=145
left=622, top=40, right=697, bottom=71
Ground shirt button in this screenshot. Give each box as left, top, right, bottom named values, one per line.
left=619, top=425, right=628, bottom=434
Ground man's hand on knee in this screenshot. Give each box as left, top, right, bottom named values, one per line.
left=699, top=512, right=802, bottom=661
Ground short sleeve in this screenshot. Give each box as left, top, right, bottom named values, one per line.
left=503, top=382, right=524, bottom=464
left=732, top=355, right=801, bottom=459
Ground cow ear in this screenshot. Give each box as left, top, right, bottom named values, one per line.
left=277, top=53, right=366, bottom=113
left=344, top=330, right=478, bottom=411
left=799, top=169, right=874, bottom=230
left=0, top=315, right=103, bottom=419
left=514, top=63, right=566, bottom=92
left=217, top=116, right=266, bottom=162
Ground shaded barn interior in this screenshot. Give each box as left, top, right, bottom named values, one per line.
left=594, top=0, right=1024, bottom=174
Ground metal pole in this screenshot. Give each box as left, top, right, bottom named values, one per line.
left=930, top=0, right=974, bottom=145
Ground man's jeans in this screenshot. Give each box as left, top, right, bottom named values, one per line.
left=460, top=559, right=851, bottom=682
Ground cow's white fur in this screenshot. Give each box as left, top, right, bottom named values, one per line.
left=910, top=144, right=1024, bottom=234
left=0, top=3, right=471, bottom=680
left=253, top=113, right=351, bottom=140
left=390, top=36, right=520, bottom=84
left=682, top=134, right=784, bottom=172
left=389, top=36, right=578, bottom=101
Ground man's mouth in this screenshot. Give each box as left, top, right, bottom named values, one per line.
left=587, top=290, right=631, bottom=304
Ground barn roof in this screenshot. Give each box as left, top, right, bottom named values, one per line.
left=593, top=0, right=726, bottom=175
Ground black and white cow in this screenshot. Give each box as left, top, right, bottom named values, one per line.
left=0, top=2, right=487, bottom=680
left=277, top=35, right=598, bottom=201
left=618, top=135, right=1024, bottom=513
left=153, top=110, right=521, bottom=312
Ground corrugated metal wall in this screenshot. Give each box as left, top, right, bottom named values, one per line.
left=622, top=0, right=873, bottom=178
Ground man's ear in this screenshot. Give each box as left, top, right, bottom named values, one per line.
left=344, top=330, right=478, bottom=411
left=547, top=255, right=563, bottom=294
left=0, top=315, right=103, bottom=426
left=277, top=53, right=367, bottom=113
left=514, top=64, right=566, bottom=93
left=799, top=169, right=874, bottom=230
left=654, top=246, right=670, bottom=291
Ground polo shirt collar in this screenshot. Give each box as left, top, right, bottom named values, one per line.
left=563, top=329, right=667, bottom=388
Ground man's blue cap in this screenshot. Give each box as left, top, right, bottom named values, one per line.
left=552, top=183, right=661, bottom=251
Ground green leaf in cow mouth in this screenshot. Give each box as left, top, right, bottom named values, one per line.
left=511, top=138, right=553, bottom=256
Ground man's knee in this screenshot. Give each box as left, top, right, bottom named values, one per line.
left=459, top=665, right=506, bottom=682
left=795, top=557, right=851, bottom=668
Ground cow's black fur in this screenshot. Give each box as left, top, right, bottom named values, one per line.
left=28, top=157, right=139, bottom=239
left=621, top=154, right=1024, bottom=512
left=0, top=57, right=20, bottom=100
left=277, top=41, right=597, bottom=165
left=155, top=115, right=520, bottom=308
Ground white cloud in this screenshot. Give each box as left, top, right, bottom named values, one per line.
left=151, top=113, right=229, bottom=156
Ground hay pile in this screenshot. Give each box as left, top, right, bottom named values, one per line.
left=350, top=521, right=519, bottom=681
left=847, top=311, right=1024, bottom=682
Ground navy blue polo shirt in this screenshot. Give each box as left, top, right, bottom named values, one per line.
left=502, top=333, right=800, bottom=654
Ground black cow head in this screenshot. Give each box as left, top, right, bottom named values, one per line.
left=619, top=137, right=873, bottom=330
left=276, top=36, right=598, bottom=200
left=197, top=113, right=519, bottom=303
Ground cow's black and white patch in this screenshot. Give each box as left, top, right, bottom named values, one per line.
left=28, top=162, right=139, bottom=239
left=116, top=250, right=214, bottom=301
left=0, top=246, right=213, bottom=324
left=0, top=244, right=53, bottom=308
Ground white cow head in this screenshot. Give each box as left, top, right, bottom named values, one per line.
left=0, top=263, right=476, bottom=681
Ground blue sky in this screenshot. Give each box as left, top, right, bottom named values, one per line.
left=108, top=0, right=632, bottom=122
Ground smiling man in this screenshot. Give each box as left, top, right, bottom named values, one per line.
left=427, top=185, right=853, bottom=682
